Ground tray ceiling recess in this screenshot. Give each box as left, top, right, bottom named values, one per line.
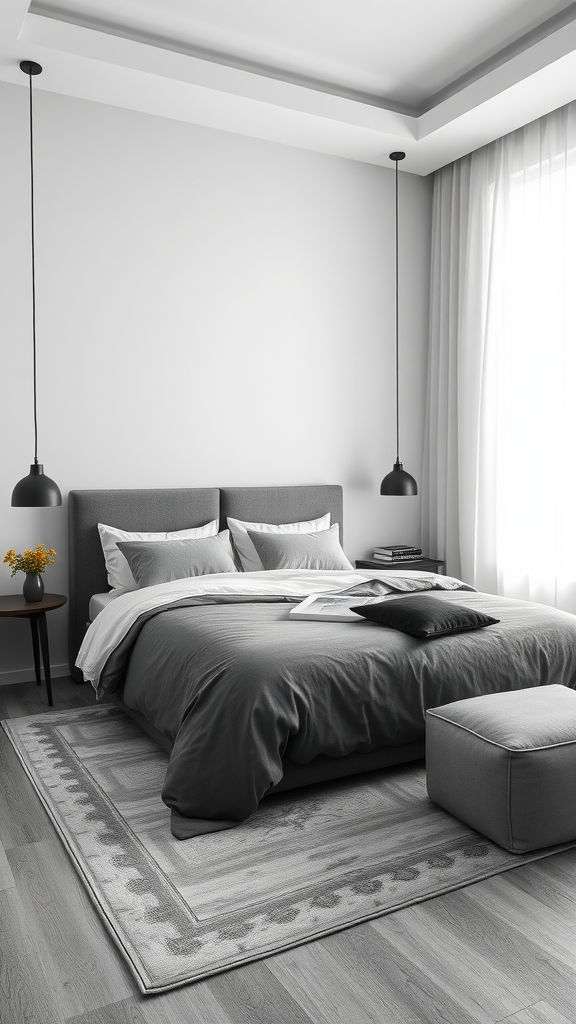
left=2, top=0, right=576, bottom=173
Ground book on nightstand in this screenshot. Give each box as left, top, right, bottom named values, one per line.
left=373, top=545, right=422, bottom=556
left=372, top=547, right=423, bottom=562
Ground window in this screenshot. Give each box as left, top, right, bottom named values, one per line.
left=485, top=149, right=576, bottom=609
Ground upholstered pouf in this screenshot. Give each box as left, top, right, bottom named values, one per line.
left=426, top=684, right=576, bottom=853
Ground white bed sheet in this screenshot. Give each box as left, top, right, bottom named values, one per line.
left=89, top=591, right=121, bottom=621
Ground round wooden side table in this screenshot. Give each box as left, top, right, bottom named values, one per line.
left=0, top=593, right=67, bottom=707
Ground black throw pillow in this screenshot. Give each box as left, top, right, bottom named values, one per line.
left=351, top=595, right=499, bottom=638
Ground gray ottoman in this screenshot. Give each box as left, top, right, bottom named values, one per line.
left=426, top=684, right=576, bottom=853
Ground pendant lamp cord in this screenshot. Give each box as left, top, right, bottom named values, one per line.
left=394, top=156, right=400, bottom=464
left=27, top=70, right=38, bottom=465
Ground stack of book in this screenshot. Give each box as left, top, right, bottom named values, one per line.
left=371, top=544, right=423, bottom=563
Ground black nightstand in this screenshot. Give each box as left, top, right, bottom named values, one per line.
left=356, top=558, right=445, bottom=574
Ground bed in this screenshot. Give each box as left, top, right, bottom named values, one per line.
left=69, top=485, right=576, bottom=839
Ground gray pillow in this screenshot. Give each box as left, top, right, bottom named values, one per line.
left=117, top=532, right=237, bottom=588
left=247, top=524, right=353, bottom=571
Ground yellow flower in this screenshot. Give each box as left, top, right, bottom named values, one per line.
left=3, top=544, right=56, bottom=577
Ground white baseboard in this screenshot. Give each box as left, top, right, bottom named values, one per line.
left=0, top=663, right=71, bottom=687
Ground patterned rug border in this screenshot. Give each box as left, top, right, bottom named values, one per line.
left=3, top=705, right=575, bottom=995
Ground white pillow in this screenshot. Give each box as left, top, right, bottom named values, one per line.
left=227, top=513, right=331, bottom=572
left=98, top=519, right=219, bottom=593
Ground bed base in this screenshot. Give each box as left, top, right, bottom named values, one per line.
left=109, top=692, right=425, bottom=793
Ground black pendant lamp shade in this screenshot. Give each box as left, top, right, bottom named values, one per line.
left=380, top=458, right=417, bottom=496
left=11, top=61, right=62, bottom=507
left=12, top=462, right=62, bottom=507
left=380, top=152, right=417, bottom=497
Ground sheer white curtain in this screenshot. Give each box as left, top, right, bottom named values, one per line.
left=422, top=102, right=576, bottom=613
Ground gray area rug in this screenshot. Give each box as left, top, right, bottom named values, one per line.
left=3, top=704, right=572, bottom=994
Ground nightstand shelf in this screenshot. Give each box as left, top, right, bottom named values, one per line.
left=355, top=558, right=445, bottom=574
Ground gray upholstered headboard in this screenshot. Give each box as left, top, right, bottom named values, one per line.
left=219, top=485, right=342, bottom=537
left=68, top=484, right=343, bottom=680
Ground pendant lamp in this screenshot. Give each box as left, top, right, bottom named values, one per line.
left=11, top=60, right=62, bottom=508
left=380, top=152, right=417, bottom=497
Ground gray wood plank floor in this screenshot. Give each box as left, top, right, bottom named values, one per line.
left=1, top=677, right=575, bottom=1024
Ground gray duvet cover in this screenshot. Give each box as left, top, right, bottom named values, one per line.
left=99, top=586, right=576, bottom=838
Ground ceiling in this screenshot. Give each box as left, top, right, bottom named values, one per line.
left=2, top=0, right=576, bottom=174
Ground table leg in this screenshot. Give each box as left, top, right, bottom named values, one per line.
left=37, top=612, right=53, bottom=707
left=29, top=616, right=42, bottom=686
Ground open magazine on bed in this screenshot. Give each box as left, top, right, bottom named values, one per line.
left=289, top=593, right=382, bottom=621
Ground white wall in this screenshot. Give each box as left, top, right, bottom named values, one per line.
left=0, top=82, right=432, bottom=684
